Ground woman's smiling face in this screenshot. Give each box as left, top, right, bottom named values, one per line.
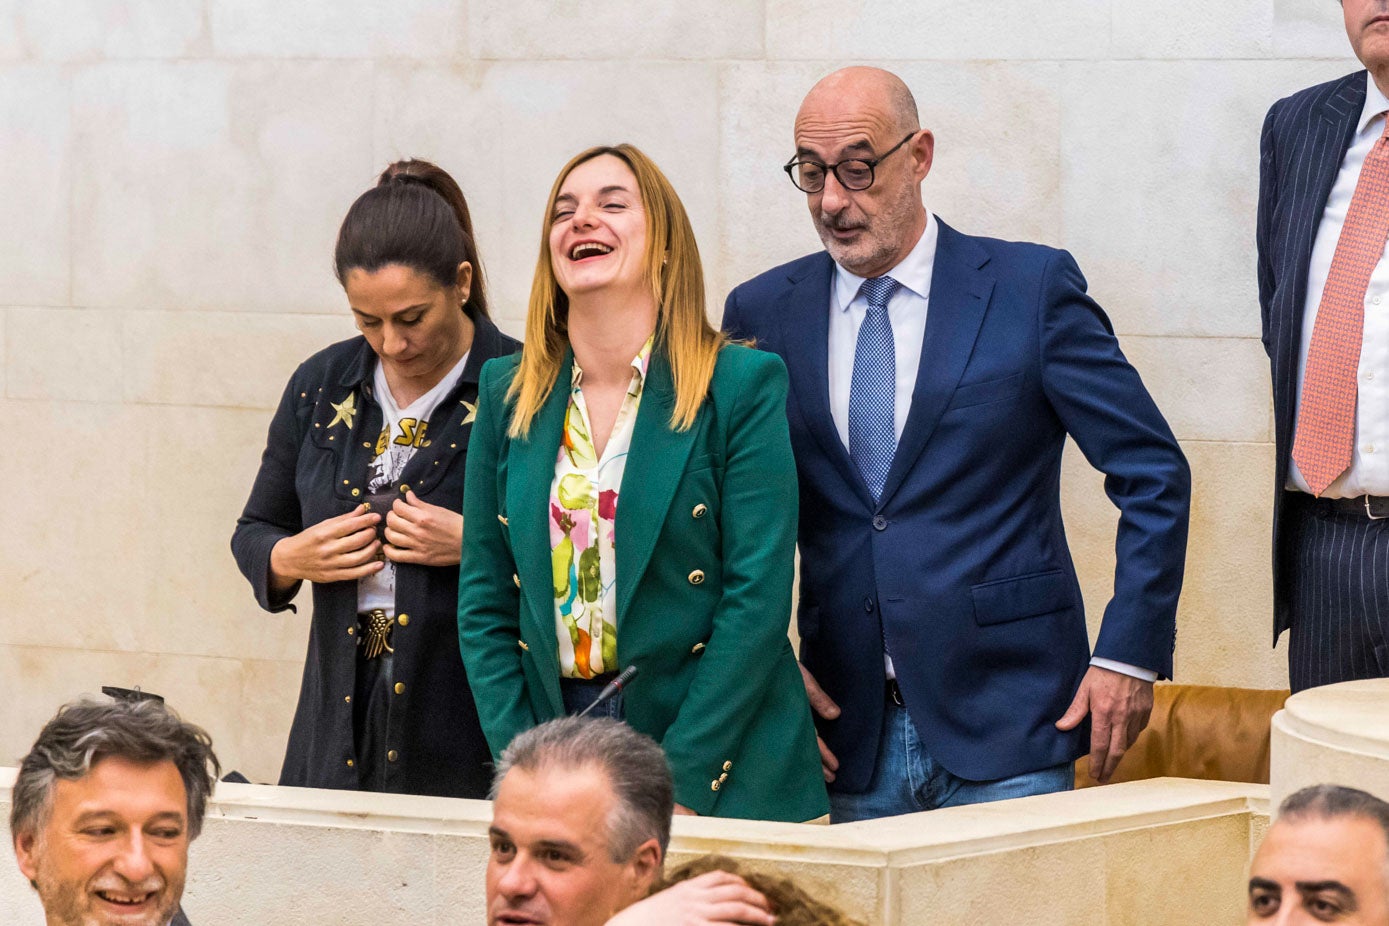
left=548, top=154, right=649, bottom=301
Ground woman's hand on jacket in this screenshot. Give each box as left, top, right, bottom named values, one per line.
left=268, top=504, right=383, bottom=591
left=384, top=490, right=464, bottom=567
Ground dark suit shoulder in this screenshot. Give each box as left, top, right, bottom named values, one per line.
left=729, top=251, right=832, bottom=302
left=937, top=221, right=1070, bottom=283
left=959, top=229, right=1061, bottom=266
left=1265, top=70, right=1365, bottom=129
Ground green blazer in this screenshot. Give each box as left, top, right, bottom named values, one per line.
left=457, top=343, right=827, bottom=821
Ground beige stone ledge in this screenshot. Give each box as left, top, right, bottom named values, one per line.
left=1271, top=679, right=1389, bottom=808
left=0, top=769, right=1265, bottom=852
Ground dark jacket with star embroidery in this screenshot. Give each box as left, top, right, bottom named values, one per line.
left=232, top=308, right=519, bottom=797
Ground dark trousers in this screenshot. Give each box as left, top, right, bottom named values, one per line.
left=1287, top=494, right=1389, bottom=692
left=352, top=650, right=393, bottom=790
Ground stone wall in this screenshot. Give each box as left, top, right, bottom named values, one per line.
left=0, top=0, right=1356, bottom=778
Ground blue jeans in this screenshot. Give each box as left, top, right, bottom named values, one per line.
left=829, top=698, right=1073, bottom=823
left=560, top=676, right=626, bottom=719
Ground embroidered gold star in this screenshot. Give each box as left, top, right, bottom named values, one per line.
left=461, top=400, right=477, bottom=425
left=328, top=393, right=357, bottom=429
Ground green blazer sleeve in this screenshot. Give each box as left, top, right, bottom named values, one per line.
left=656, top=349, right=806, bottom=814
left=457, top=356, right=539, bottom=758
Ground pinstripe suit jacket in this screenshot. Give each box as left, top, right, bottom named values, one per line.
left=1258, top=70, right=1366, bottom=642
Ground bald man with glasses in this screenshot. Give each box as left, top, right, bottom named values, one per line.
left=723, top=66, right=1191, bottom=822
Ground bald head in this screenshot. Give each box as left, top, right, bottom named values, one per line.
left=797, top=67, right=920, bottom=139
left=790, top=66, right=932, bottom=279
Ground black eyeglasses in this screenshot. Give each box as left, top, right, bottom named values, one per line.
left=783, top=132, right=916, bottom=194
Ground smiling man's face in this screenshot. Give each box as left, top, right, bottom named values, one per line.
left=13, top=756, right=189, bottom=926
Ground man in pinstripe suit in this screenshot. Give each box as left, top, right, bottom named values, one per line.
left=1258, top=0, right=1389, bottom=691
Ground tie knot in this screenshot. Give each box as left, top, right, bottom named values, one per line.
left=859, top=276, right=899, bottom=309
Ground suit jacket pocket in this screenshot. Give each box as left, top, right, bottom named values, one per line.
left=971, top=569, right=1074, bottom=626
left=946, top=372, right=1022, bottom=412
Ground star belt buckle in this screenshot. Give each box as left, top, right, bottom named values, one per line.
left=361, top=609, right=395, bottom=659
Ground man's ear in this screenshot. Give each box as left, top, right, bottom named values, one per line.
left=14, top=829, right=39, bottom=884
left=625, top=838, right=663, bottom=896
left=911, top=129, right=935, bottom=183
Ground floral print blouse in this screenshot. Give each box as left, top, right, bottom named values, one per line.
left=550, top=338, right=652, bottom=679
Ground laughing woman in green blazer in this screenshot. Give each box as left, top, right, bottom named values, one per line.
left=457, top=144, right=827, bottom=822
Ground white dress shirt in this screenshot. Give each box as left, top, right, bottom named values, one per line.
left=1289, top=72, right=1389, bottom=498
left=828, top=213, right=937, bottom=448
left=826, top=212, right=1154, bottom=683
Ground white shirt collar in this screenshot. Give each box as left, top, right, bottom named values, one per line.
left=1358, top=72, right=1389, bottom=136
left=833, top=211, right=939, bottom=312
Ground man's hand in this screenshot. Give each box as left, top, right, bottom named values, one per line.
left=1054, top=666, right=1154, bottom=784
left=269, top=505, right=382, bottom=592
left=605, top=871, right=774, bottom=926
left=799, top=663, right=840, bottom=783
left=383, top=490, right=464, bottom=566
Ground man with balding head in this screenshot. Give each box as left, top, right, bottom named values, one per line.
left=723, top=67, right=1191, bottom=821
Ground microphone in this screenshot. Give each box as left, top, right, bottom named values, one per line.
left=577, top=665, right=639, bottom=718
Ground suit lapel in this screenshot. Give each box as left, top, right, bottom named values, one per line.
left=779, top=254, right=876, bottom=509
left=1292, top=74, right=1367, bottom=309
left=507, top=353, right=572, bottom=698
left=878, top=221, right=993, bottom=508
left=615, top=349, right=699, bottom=623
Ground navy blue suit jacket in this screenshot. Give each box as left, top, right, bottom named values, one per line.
left=723, top=220, right=1190, bottom=788
left=1257, top=70, right=1366, bottom=642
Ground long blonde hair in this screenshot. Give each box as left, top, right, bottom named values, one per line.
left=507, top=144, right=725, bottom=437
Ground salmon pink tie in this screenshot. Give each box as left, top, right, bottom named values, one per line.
left=1293, top=115, right=1389, bottom=496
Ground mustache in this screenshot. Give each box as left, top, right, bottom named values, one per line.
left=818, top=211, right=863, bottom=231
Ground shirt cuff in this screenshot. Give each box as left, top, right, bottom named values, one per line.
left=1089, top=657, right=1158, bottom=683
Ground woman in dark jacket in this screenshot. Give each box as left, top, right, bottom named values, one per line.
left=233, top=160, right=519, bottom=797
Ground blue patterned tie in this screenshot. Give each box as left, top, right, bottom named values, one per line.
left=848, top=276, right=900, bottom=500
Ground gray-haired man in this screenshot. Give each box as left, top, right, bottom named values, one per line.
left=9, top=698, right=219, bottom=926
left=486, top=717, right=774, bottom=926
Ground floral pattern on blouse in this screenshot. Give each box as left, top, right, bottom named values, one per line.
left=551, top=338, right=652, bottom=678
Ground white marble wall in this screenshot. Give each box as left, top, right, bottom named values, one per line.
left=0, top=0, right=1357, bottom=778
